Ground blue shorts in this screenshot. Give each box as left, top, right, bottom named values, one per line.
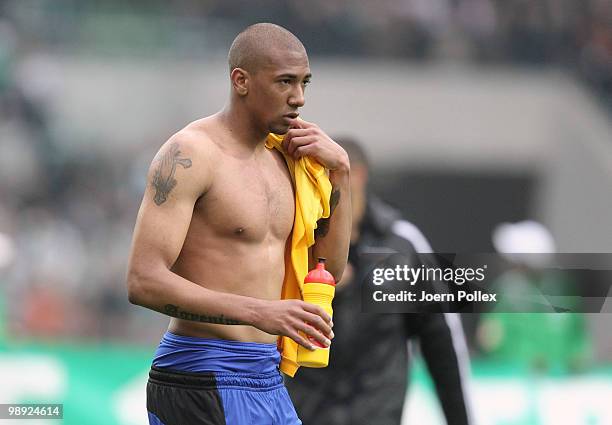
left=146, top=331, right=301, bottom=425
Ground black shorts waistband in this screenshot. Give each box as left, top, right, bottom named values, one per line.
left=149, top=366, right=217, bottom=390
left=149, top=366, right=284, bottom=391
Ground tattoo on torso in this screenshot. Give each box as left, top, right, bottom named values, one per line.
left=164, top=304, right=243, bottom=325
left=152, top=143, right=192, bottom=205
left=315, top=189, right=340, bottom=238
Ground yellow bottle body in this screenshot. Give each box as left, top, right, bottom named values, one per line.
left=297, top=282, right=336, bottom=368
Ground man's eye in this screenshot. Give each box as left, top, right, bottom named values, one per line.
left=303, top=80, right=311, bottom=86
left=281, top=79, right=291, bottom=84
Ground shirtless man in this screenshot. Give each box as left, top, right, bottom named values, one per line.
left=126, top=23, right=351, bottom=425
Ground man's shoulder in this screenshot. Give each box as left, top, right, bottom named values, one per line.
left=151, top=119, right=222, bottom=177
left=148, top=118, right=219, bottom=195
left=365, top=196, right=433, bottom=254
left=166, top=118, right=219, bottom=157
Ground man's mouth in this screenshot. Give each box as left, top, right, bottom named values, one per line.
left=284, top=113, right=299, bottom=119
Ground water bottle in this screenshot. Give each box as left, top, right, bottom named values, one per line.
left=297, top=257, right=336, bottom=368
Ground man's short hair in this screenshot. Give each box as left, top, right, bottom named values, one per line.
left=228, top=23, right=306, bottom=73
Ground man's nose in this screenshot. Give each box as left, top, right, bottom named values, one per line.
left=288, top=86, right=305, bottom=107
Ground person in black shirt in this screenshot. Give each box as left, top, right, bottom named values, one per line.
left=286, top=138, right=474, bottom=425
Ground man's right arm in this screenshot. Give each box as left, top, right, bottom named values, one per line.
left=126, top=134, right=332, bottom=349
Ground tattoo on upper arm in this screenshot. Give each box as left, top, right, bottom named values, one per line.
left=151, top=143, right=192, bottom=205
left=315, top=189, right=341, bottom=239
left=164, top=304, right=243, bottom=325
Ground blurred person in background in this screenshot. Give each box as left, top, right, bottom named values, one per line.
left=127, top=23, right=350, bottom=424
left=286, top=138, right=474, bottom=425
left=477, top=221, right=592, bottom=373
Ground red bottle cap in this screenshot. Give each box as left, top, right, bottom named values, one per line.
left=304, top=257, right=336, bottom=285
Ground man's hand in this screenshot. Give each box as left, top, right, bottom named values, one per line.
left=251, top=299, right=334, bottom=350
left=283, top=119, right=349, bottom=171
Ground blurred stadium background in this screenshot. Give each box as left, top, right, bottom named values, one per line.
left=0, top=1, right=611, bottom=424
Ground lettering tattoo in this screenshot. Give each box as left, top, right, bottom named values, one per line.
left=151, top=143, right=192, bottom=205
left=315, top=189, right=341, bottom=238
left=164, top=304, right=243, bottom=325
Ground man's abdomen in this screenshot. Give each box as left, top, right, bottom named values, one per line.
left=169, top=232, right=288, bottom=344
left=169, top=320, right=278, bottom=344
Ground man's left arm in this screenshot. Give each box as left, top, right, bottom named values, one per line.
left=283, top=119, right=351, bottom=282
left=311, top=167, right=351, bottom=281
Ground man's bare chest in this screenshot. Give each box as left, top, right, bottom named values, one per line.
left=196, top=152, right=295, bottom=241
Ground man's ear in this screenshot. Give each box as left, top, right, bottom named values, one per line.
left=230, top=68, right=249, bottom=96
